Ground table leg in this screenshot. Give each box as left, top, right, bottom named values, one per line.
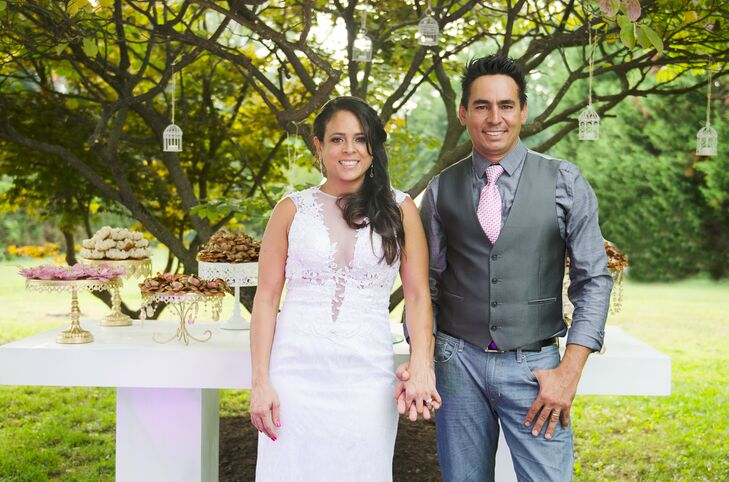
left=116, top=387, right=220, bottom=482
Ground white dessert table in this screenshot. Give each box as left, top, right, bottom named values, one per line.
left=0, top=322, right=669, bottom=482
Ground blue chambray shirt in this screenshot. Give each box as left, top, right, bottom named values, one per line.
left=419, top=140, right=613, bottom=352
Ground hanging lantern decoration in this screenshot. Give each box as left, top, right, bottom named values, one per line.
left=578, top=13, right=600, bottom=141
left=353, top=10, right=373, bottom=62
left=418, top=5, right=439, bottom=46
left=163, top=124, right=182, bottom=152
left=284, top=125, right=299, bottom=193
left=163, top=69, right=182, bottom=152
left=578, top=105, right=600, bottom=140
left=696, top=66, right=718, bottom=156
left=697, top=125, right=718, bottom=156
left=353, top=30, right=373, bottom=62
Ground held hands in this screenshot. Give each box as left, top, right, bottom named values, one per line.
left=394, top=362, right=442, bottom=421
left=250, top=382, right=281, bottom=441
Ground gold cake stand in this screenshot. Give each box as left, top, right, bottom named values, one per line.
left=141, top=292, right=224, bottom=345
left=26, top=278, right=120, bottom=344
left=82, top=258, right=152, bottom=327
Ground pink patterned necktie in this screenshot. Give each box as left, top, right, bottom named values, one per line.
left=477, top=164, right=505, bottom=244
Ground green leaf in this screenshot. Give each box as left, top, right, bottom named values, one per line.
left=54, top=43, right=67, bottom=55
left=683, top=11, right=699, bottom=23
left=642, top=25, right=664, bottom=56
left=656, top=66, right=678, bottom=83
left=67, top=0, right=89, bottom=16
left=616, top=15, right=631, bottom=30
left=98, top=0, right=115, bottom=7
left=0, top=1, right=6, bottom=13
left=601, top=18, right=616, bottom=29
left=636, top=25, right=651, bottom=49
left=620, top=22, right=635, bottom=50
left=82, top=38, right=97, bottom=57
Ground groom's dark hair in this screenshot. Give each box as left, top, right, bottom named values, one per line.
left=460, top=55, right=528, bottom=109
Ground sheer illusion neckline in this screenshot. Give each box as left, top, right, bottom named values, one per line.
left=310, top=187, right=363, bottom=323
left=318, top=186, right=364, bottom=199
left=316, top=186, right=338, bottom=198
left=284, top=186, right=406, bottom=328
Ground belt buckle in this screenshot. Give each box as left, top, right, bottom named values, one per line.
left=484, top=346, right=505, bottom=353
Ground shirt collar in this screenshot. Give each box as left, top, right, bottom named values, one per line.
left=471, top=140, right=527, bottom=178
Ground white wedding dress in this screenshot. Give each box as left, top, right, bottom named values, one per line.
left=256, top=186, right=408, bottom=481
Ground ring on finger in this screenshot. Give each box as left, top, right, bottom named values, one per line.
left=550, top=410, right=561, bottom=421
left=424, top=398, right=434, bottom=407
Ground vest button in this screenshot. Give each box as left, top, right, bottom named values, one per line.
left=491, top=277, right=498, bottom=284
left=490, top=325, right=498, bottom=330
left=491, top=254, right=498, bottom=260
left=491, top=301, right=498, bottom=307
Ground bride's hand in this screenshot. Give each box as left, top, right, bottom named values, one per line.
left=250, top=382, right=281, bottom=441
left=402, top=363, right=441, bottom=421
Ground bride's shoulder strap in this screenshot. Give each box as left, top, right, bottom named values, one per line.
left=279, top=187, right=318, bottom=214
left=390, top=187, right=410, bottom=206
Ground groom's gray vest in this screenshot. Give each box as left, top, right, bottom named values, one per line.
left=436, top=151, right=567, bottom=351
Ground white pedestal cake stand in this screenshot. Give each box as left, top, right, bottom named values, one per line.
left=198, top=261, right=257, bottom=330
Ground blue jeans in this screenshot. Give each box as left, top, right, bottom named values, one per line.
left=434, top=331, right=574, bottom=482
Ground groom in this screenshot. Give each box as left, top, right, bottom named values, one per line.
left=398, top=55, right=612, bottom=481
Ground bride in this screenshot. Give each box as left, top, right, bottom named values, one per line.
left=249, top=96, right=440, bottom=481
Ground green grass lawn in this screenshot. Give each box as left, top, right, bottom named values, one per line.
left=572, top=278, right=729, bottom=481
left=1, top=258, right=727, bottom=480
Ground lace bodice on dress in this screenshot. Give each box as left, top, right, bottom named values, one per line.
left=282, top=186, right=408, bottom=336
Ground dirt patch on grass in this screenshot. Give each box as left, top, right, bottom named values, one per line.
left=219, top=414, right=442, bottom=481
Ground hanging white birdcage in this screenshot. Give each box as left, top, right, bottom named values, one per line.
left=578, top=105, right=600, bottom=140
left=579, top=14, right=600, bottom=141
left=163, top=124, right=183, bottom=152
left=418, top=10, right=439, bottom=46
left=696, top=64, right=718, bottom=156
left=353, top=28, right=373, bottom=62
left=163, top=67, right=182, bottom=152
left=696, top=123, right=718, bottom=156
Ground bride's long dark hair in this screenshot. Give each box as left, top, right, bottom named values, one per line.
left=313, top=96, right=404, bottom=265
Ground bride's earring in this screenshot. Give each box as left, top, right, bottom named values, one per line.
left=369, top=163, right=374, bottom=178
left=318, top=156, right=324, bottom=177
